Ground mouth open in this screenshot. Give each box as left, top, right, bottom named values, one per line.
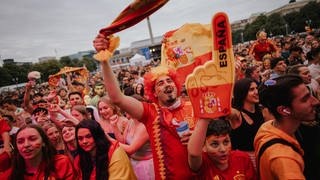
left=164, top=86, right=174, bottom=94
left=23, top=149, right=33, bottom=155
left=219, top=155, right=228, bottom=161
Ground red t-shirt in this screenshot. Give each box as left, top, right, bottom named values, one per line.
left=141, top=102, right=194, bottom=180
left=0, top=120, right=11, bottom=142
left=196, top=150, right=257, bottom=180
left=0, top=154, right=76, bottom=180
left=250, top=40, right=277, bottom=61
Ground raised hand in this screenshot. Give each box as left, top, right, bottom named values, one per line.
left=109, top=114, right=119, bottom=127
left=180, top=131, right=192, bottom=146
left=93, top=34, right=120, bottom=62
left=93, top=33, right=110, bottom=52
left=48, top=104, right=61, bottom=112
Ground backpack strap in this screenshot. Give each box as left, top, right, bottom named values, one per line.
left=257, top=138, right=302, bottom=177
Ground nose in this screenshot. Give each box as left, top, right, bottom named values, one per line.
left=81, top=138, right=88, bottom=144
left=218, top=144, right=227, bottom=152
left=163, top=80, right=171, bottom=87
left=53, top=133, right=59, bottom=138
left=311, top=96, right=320, bottom=106
left=23, top=140, right=31, bottom=147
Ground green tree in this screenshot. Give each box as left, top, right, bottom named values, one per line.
left=265, top=13, right=286, bottom=36
left=283, top=11, right=300, bottom=33
left=60, top=56, right=73, bottom=67
left=232, top=1, right=320, bottom=43
left=32, top=60, right=61, bottom=82
left=232, top=30, right=244, bottom=44
left=71, top=58, right=81, bottom=67
left=243, top=14, right=267, bottom=41
left=0, top=67, right=13, bottom=86
left=80, top=57, right=98, bottom=72
left=299, top=1, right=320, bottom=29
left=2, top=63, right=25, bottom=84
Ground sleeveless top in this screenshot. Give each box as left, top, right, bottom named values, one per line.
left=125, top=120, right=153, bottom=160
left=230, top=108, right=264, bottom=151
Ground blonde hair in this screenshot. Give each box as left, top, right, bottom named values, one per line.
left=97, top=96, right=121, bottom=117
left=71, top=105, right=90, bottom=120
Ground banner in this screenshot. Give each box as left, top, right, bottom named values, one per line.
left=160, top=23, right=212, bottom=85
left=48, top=66, right=89, bottom=87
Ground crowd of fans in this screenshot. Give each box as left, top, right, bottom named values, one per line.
left=0, top=30, right=319, bottom=179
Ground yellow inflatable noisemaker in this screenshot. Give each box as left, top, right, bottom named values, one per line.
left=185, top=12, right=235, bottom=119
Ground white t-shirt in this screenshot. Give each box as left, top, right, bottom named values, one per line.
left=309, top=64, right=320, bottom=80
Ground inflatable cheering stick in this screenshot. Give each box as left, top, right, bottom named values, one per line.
left=185, top=12, right=235, bottom=119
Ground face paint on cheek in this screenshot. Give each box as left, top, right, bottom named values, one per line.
left=33, top=142, right=43, bottom=149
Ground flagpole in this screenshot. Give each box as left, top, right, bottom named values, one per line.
left=147, top=16, right=154, bottom=45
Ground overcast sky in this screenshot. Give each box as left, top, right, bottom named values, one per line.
left=0, top=0, right=291, bottom=63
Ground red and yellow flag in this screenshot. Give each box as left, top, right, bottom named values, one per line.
left=99, top=0, right=169, bottom=36
left=48, top=66, right=89, bottom=87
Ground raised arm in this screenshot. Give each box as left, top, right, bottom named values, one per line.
left=48, top=104, right=79, bottom=128
left=23, top=81, right=35, bottom=113
left=0, top=120, right=12, bottom=156
left=93, top=34, right=144, bottom=120
left=187, top=119, right=209, bottom=172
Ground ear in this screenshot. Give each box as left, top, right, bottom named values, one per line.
left=202, top=145, right=207, bottom=152
left=277, top=106, right=291, bottom=116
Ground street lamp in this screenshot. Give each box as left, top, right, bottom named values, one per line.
left=306, top=19, right=312, bottom=27
left=12, top=77, right=19, bottom=88
left=305, top=19, right=312, bottom=32
left=269, top=32, right=273, bottom=38
left=240, top=32, right=244, bottom=43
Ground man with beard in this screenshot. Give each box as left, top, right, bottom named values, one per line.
left=67, top=91, right=85, bottom=108
left=93, top=34, right=194, bottom=179
left=90, top=82, right=106, bottom=107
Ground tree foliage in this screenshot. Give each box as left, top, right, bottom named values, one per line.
left=233, top=1, right=320, bottom=44
left=243, top=14, right=267, bottom=41
left=0, top=55, right=97, bottom=87
left=264, top=13, right=286, bottom=36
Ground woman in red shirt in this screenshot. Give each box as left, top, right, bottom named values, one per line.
left=0, top=124, right=76, bottom=179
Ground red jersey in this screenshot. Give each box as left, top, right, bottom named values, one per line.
left=196, top=150, right=257, bottom=180
left=141, top=102, right=195, bottom=180
left=249, top=40, right=277, bottom=61
left=0, top=120, right=11, bottom=141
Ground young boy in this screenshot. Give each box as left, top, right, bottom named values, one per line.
left=188, top=118, right=257, bottom=179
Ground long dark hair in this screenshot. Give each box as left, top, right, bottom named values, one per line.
left=233, top=78, right=258, bottom=110
left=11, top=124, right=57, bottom=180
left=135, top=83, right=145, bottom=97
left=75, top=120, right=111, bottom=180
